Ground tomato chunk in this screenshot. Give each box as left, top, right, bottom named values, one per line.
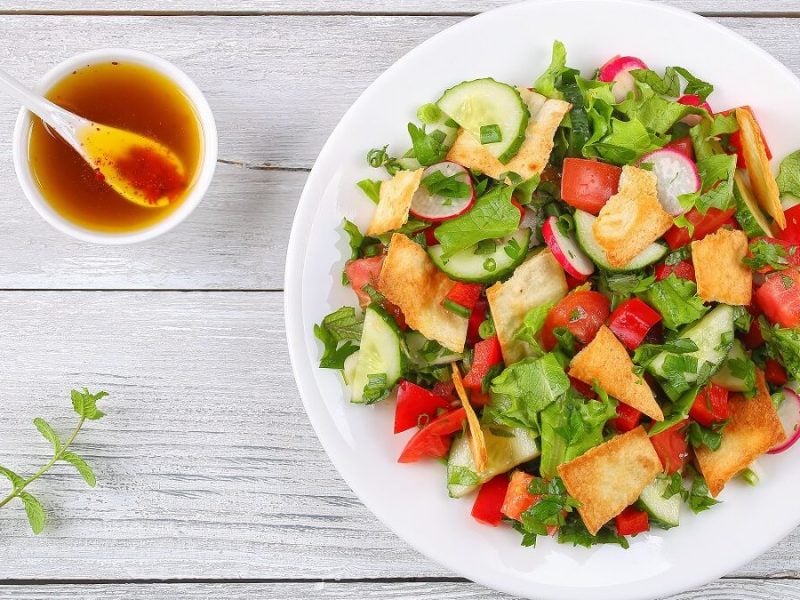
left=663, top=208, right=736, bottom=250
left=471, top=474, right=511, bottom=526
left=610, top=403, right=642, bottom=433
left=467, top=299, right=488, bottom=346
left=756, top=268, right=800, bottom=328
left=345, top=256, right=384, bottom=308
left=650, top=421, right=689, bottom=474
left=463, top=336, right=503, bottom=390
left=765, top=359, right=789, bottom=387
left=393, top=380, right=451, bottom=434
left=501, top=471, right=539, bottom=521
left=779, top=204, right=800, bottom=246
left=608, top=298, right=662, bottom=351
left=655, top=259, right=696, bottom=282
left=560, top=158, right=622, bottom=215
left=444, top=282, right=483, bottom=312
left=569, top=376, right=597, bottom=399
left=398, top=408, right=466, bottom=463
left=615, top=506, right=650, bottom=536
left=689, top=383, right=730, bottom=427
left=664, top=136, right=695, bottom=161
left=542, top=291, right=611, bottom=351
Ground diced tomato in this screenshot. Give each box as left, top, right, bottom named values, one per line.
left=654, top=260, right=696, bottom=282
left=663, top=208, right=736, bottom=249
left=570, top=376, right=597, bottom=399
left=423, top=225, right=438, bottom=247
left=608, top=298, right=663, bottom=351
left=664, top=136, right=695, bottom=161
left=469, top=390, right=492, bottom=407
left=678, top=94, right=712, bottom=113
left=765, top=359, right=789, bottom=387
left=743, top=316, right=765, bottom=349
left=564, top=273, right=585, bottom=290
left=615, top=506, right=650, bottom=536
left=650, top=421, right=690, bottom=474
left=471, top=474, right=511, bottom=526
left=727, top=105, right=772, bottom=169
left=501, top=471, right=539, bottom=521
left=445, top=282, right=483, bottom=312
left=345, top=256, right=384, bottom=308
left=463, top=336, right=503, bottom=390
left=467, top=299, right=487, bottom=346
left=511, top=199, right=525, bottom=222
left=560, top=158, right=622, bottom=215
left=779, top=204, right=800, bottom=245
left=398, top=408, right=466, bottom=463
left=382, top=301, right=407, bottom=330
left=746, top=237, right=800, bottom=273
left=689, top=383, right=730, bottom=427
left=756, top=268, right=800, bottom=328
left=393, top=380, right=451, bottom=434
left=541, top=291, right=611, bottom=351
left=610, top=403, right=642, bottom=433
left=432, top=380, right=456, bottom=400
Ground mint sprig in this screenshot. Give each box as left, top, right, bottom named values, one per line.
left=0, top=388, right=108, bottom=534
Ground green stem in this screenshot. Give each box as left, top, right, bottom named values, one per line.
left=0, top=415, right=85, bottom=509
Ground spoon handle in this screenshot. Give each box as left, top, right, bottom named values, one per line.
left=0, top=67, right=85, bottom=132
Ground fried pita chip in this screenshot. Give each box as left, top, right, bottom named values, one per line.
left=366, top=168, right=423, bottom=236
left=592, top=166, right=673, bottom=268
left=446, top=89, right=570, bottom=181
left=485, top=249, right=567, bottom=364
left=569, top=326, right=664, bottom=421
left=558, top=426, right=661, bottom=535
left=378, top=233, right=468, bottom=352
left=695, top=370, right=785, bottom=497
left=735, top=107, right=785, bottom=229
left=692, top=228, right=752, bottom=305
left=451, top=363, right=488, bottom=473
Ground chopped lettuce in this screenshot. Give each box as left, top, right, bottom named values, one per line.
left=639, top=274, right=709, bottom=331
left=533, top=40, right=568, bottom=100
left=762, top=319, right=800, bottom=380
left=512, top=302, right=556, bottom=358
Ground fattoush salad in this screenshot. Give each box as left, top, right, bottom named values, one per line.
left=314, top=42, right=800, bottom=548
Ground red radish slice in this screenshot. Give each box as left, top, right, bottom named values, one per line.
left=678, top=94, right=712, bottom=126
left=409, top=161, right=474, bottom=222
left=542, top=216, right=594, bottom=280
left=598, top=55, right=648, bottom=103
left=768, top=386, right=800, bottom=454
left=638, top=148, right=701, bottom=216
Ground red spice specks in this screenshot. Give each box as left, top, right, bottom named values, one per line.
left=114, top=146, right=186, bottom=204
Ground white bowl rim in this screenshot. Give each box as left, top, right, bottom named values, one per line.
left=12, top=47, right=218, bottom=245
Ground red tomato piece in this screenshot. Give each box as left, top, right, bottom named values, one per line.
left=663, top=208, right=736, bottom=250
left=654, top=260, right=696, bottom=282
left=501, top=471, right=539, bottom=521
left=564, top=273, right=585, bottom=290
left=608, top=298, right=663, bottom=351
left=432, top=380, right=456, bottom=401
left=423, top=225, right=438, bottom=247
left=765, top=359, right=789, bottom=387
left=471, top=474, right=511, bottom=526
left=650, top=421, right=690, bottom=474
left=779, top=204, right=800, bottom=246
left=445, top=282, right=483, bottom=312
left=615, top=506, right=650, bottom=536
left=463, top=336, right=503, bottom=390
left=393, top=380, right=451, bottom=434
left=727, top=105, right=773, bottom=169
left=689, top=383, right=730, bottom=427
left=664, top=136, right=695, bottom=161
left=541, top=291, right=611, bottom=351
left=743, top=316, right=765, bottom=349
left=345, top=256, right=384, bottom=308
left=677, top=94, right=712, bottom=112
left=511, top=199, right=525, bottom=221
left=467, top=299, right=488, bottom=346
left=560, top=158, right=622, bottom=215
left=398, top=408, right=467, bottom=463
left=756, top=268, right=800, bottom=328
left=569, top=376, right=597, bottom=399
left=610, top=403, right=642, bottom=433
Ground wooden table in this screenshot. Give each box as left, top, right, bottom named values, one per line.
left=0, top=2, right=798, bottom=598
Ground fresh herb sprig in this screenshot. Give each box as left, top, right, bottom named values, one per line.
left=0, top=389, right=108, bottom=534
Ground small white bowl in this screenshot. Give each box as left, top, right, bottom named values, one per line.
left=12, top=48, right=217, bottom=244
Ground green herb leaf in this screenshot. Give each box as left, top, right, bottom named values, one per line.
left=19, top=491, right=45, bottom=535
left=743, top=239, right=789, bottom=271
left=687, top=476, right=719, bottom=513
left=761, top=318, right=800, bottom=379
left=447, top=465, right=480, bottom=487
left=673, top=66, right=713, bottom=101
left=71, top=389, right=108, bottom=421
left=321, top=306, right=363, bottom=342
left=356, top=179, right=382, bottom=204
left=533, top=40, right=568, bottom=100
left=630, top=67, right=680, bottom=97
left=314, top=324, right=359, bottom=370
left=342, top=219, right=366, bottom=263
left=777, top=150, right=800, bottom=198
left=33, top=418, right=62, bottom=453
left=686, top=421, right=726, bottom=451
left=557, top=515, right=630, bottom=549
left=422, top=170, right=470, bottom=199
left=598, top=270, right=655, bottom=309
left=513, top=302, right=555, bottom=358
left=407, top=123, right=447, bottom=167
left=60, top=451, right=96, bottom=487
left=366, top=146, right=402, bottom=175
left=639, top=274, right=708, bottom=331
left=0, top=466, right=24, bottom=490
left=480, top=124, right=502, bottom=144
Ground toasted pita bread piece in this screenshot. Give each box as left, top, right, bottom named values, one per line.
left=569, top=326, right=664, bottom=421
left=592, top=166, right=673, bottom=268
left=558, top=426, right=661, bottom=535
left=446, top=89, right=570, bottom=181
left=485, top=249, right=567, bottom=364
left=692, top=228, right=752, bottom=305
left=378, top=233, right=468, bottom=352
left=695, top=370, right=785, bottom=497
left=366, top=168, right=424, bottom=236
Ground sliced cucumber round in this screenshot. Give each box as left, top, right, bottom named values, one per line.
left=574, top=210, right=668, bottom=272
left=428, top=228, right=531, bottom=284
left=637, top=476, right=680, bottom=528
left=710, top=339, right=754, bottom=392
left=404, top=331, right=463, bottom=368
left=437, top=78, right=529, bottom=164
left=734, top=172, right=774, bottom=237
left=350, top=305, right=404, bottom=404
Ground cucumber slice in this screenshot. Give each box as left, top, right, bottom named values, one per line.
left=637, top=476, right=680, bottom=528
left=734, top=172, right=774, bottom=237
left=428, top=228, right=531, bottom=283
left=574, top=210, right=668, bottom=272
left=447, top=425, right=539, bottom=498
left=437, top=78, right=529, bottom=164
left=404, top=331, right=463, bottom=368
left=342, top=350, right=359, bottom=386
left=711, top=339, right=754, bottom=392
left=350, top=305, right=404, bottom=404
left=648, top=305, right=734, bottom=400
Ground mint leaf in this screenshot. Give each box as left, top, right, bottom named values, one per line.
left=314, top=323, right=358, bottom=370
left=19, top=491, right=45, bottom=534
left=321, top=306, right=363, bottom=342
left=447, top=466, right=480, bottom=487
left=71, top=389, right=108, bottom=420
left=342, top=219, right=365, bottom=262
left=0, top=466, right=24, bottom=490
left=422, top=170, right=470, bottom=199
left=61, top=451, right=96, bottom=488
left=33, top=417, right=62, bottom=453
left=777, top=150, right=800, bottom=198
left=558, top=515, right=629, bottom=549
left=686, top=421, right=726, bottom=451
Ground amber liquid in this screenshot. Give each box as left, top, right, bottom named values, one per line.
left=28, top=62, right=202, bottom=232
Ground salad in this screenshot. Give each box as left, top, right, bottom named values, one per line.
left=314, top=41, right=800, bottom=548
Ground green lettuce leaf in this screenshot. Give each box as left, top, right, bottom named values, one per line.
left=762, top=318, right=800, bottom=379
left=533, top=40, right=567, bottom=100
left=777, top=149, right=800, bottom=198
left=639, top=274, right=709, bottom=331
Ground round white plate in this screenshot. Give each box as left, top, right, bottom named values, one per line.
left=285, top=2, right=800, bottom=598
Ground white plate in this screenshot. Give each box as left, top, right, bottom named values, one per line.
left=284, top=2, right=800, bottom=598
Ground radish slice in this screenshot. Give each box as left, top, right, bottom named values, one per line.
left=638, top=148, right=701, bottom=216
left=768, top=386, right=800, bottom=454
left=542, top=216, right=594, bottom=280
left=409, top=162, right=474, bottom=222
left=781, top=195, right=800, bottom=211
left=678, top=94, right=712, bottom=126
left=598, top=55, right=648, bottom=103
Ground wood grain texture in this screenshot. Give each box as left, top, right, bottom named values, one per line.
left=0, top=580, right=800, bottom=599
left=0, top=290, right=798, bottom=581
